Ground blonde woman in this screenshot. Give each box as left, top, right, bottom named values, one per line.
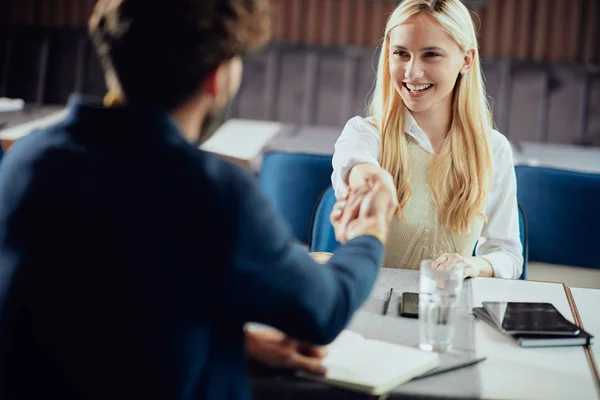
left=332, top=0, right=523, bottom=279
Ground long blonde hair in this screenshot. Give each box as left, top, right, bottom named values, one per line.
left=369, top=0, right=492, bottom=234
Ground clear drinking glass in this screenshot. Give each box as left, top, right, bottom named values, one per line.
left=418, top=259, right=464, bottom=352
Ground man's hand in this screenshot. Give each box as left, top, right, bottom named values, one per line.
left=246, top=328, right=327, bottom=376
left=344, top=181, right=395, bottom=242
left=348, top=165, right=399, bottom=212
left=330, top=185, right=369, bottom=243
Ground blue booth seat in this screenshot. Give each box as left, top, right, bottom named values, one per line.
left=515, top=166, right=600, bottom=269
left=259, top=152, right=333, bottom=244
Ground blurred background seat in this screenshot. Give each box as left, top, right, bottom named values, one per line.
left=308, top=186, right=339, bottom=254
left=516, top=166, right=600, bottom=287
left=259, top=152, right=333, bottom=245
left=517, top=203, right=529, bottom=280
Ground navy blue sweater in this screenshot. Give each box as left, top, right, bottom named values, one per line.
left=0, top=99, right=384, bottom=400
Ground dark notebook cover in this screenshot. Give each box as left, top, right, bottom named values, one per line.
left=472, top=307, right=594, bottom=348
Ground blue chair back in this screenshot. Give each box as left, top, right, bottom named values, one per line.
left=260, top=152, right=333, bottom=244
left=517, top=203, right=528, bottom=279
left=309, top=187, right=340, bottom=253
left=515, top=166, right=600, bottom=269
left=310, top=186, right=529, bottom=279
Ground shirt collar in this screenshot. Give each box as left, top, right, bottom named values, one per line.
left=403, top=108, right=435, bottom=154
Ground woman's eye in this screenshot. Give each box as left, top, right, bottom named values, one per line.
left=393, top=51, right=409, bottom=57
left=424, top=52, right=441, bottom=58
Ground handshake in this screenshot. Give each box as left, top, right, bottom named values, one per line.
left=330, top=169, right=398, bottom=245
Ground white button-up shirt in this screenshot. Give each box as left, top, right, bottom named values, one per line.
left=331, top=111, right=524, bottom=279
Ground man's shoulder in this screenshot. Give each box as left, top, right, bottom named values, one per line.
left=186, top=149, right=260, bottom=203
left=0, top=123, right=66, bottom=178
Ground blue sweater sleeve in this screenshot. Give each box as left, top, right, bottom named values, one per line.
left=225, top=172, right=384, bottom=345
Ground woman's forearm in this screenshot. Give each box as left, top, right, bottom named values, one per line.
left=348, top=163, right=383, bottom=188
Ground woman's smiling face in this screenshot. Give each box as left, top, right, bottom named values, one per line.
left=388, top=13, right=471, bottom=114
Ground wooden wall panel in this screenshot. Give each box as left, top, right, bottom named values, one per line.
left=353, top=0, right=368, bottom=47
left=532, top=0, right=550, bottom=62
left=271, top=0, right=285, bottom=41
left=498, top=0, right=516, bottom=59
left=336, top=0, right=352, bottom=45
left=482, top=0, right=500, bottom=58
left=582, top=0, right=598, bottom=64
left=321, top=0, right=336, bottom=45
left=565, top=0, right=583, bottom=62
left=0, top=0, right=598, bottom=64
left=305, top=0, right=319, bottom=44
left=515, top=0, right=534, bottom=60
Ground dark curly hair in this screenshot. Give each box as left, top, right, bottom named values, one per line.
left=89, top=0, right=271, bottom=110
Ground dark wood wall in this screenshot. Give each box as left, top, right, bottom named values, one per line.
left=0, top=0, right=96, bottom=28
left=271, top=0, right=600, bottom=64
left=0, top=0, right=598, bottom=65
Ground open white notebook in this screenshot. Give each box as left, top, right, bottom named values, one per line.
left=300, top=330, right=440, bottom=395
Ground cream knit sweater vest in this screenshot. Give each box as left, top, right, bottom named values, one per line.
left=383, top=137, right=484, bottom=269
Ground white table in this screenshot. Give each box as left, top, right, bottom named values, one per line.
left=252, top=270, right=600, bottom=399
left=472, top=278, right=599, bottom=400
left=572, top=287, right=600, bottom=377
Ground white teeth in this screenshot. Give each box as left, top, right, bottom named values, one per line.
left=406, top=83, right=432, bottom=91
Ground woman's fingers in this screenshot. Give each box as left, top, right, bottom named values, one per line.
left=339, top=188, right=368, bottom=230
left=431, top=253, right=459, bottom=270
left=357, top=181, right=381, bottom=217
left=329, top=200, right=346, bottom=222
left=335, top=180, right=396, bottom=243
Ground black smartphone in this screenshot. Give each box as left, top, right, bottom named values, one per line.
left=482, top=302, right=581, bottom=336
left=400, top=292, right=419, bottom=318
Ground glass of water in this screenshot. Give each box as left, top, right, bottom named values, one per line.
left=418, top=259, right=464, bottom=352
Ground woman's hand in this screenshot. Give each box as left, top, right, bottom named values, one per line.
left=330, top=186, right=369, bottom=243
left=246, top=328, right=327, bottom=376
left=430, top=253, right=481, bottom=279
